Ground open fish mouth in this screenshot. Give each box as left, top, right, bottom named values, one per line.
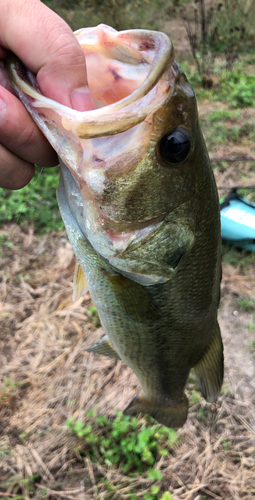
left=6, top=24, right=174, bottom=139
left=6, top=24, right=194, bottom=285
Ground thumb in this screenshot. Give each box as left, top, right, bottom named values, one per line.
left=0, top=0, right=95, bottom=111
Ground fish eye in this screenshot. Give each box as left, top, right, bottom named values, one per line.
left=159, top=128, right=191, bottom=164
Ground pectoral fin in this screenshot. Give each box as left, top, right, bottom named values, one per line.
left=193, top=322, right=224, bottom=403
left=103, top=270, right=162, bottom=321
left=86, top=335, right=121, bottom=360
left=124, top=394, right=188, bottom=429
left=73, top=260, right=89, bottom=301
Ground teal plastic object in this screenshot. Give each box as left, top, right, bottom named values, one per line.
left=220, top=189, right=255, bottom=251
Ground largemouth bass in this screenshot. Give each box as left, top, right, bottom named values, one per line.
left=6, top=24, right=223, bottom=428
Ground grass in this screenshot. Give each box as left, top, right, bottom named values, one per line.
left=181, top=57, right=255, bottom=109
left=0, top=473, right=42, bottom=499
left=222, top=244, right=255, bottom=268
left=0, top=166, right=63, bottom=234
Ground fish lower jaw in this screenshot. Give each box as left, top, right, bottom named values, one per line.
left=124, top=393, right=188, bottom=429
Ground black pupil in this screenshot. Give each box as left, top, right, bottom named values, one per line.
left=159, top=129, right=190, bottom=164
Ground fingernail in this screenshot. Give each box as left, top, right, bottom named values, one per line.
left=0, top=97, right=6, bottom=114
left=71, top=86, right=97, bottom=112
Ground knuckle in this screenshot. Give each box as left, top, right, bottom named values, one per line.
left=42, top=19, right=84, bottom=67
left=49, top=36, right=85, bottom=70
left=12, top=163, right=35, bottom=190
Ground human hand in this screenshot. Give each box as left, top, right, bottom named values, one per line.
left=0, top=0, right=95, bottom=189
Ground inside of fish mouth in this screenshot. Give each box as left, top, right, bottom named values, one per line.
left=80, top=44, right=152, bottom=109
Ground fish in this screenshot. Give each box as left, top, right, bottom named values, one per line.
left=6, top=24, right=223, bottom=428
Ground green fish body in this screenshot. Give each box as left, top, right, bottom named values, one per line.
left=6, top=24, right=223, bottom=428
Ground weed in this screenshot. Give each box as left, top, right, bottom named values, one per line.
left=65, top=411, right=177, bottom=474
left=237, top=296, right=255, bottom=313
left=0, top=234, right=13, bottom=247
left=0, top=473, right=41, bottom=497
left=198, top=406, right=205, bottom=420
left=147, top=469, right=163, bottom=481
left=222, top=244, right=254, bottom=268
left=3, top=377, right=23, bottom=390
left=221, top=437, right=232, bottom=452
left=160, top=494, right=174, bottom=500
left=144, top=483, right=161, bottom=500
left=221, top=384, right=232, bottom=395
left=247, top=338, right=255, bottom=347
left=88, top=305, right=101, bottom=328
left=247, top=322, right=255, bottom=332
left=0, top=447, right=11, bottom=456
left=191, top=390, right=200, bottom=404
left=182, top=60, right=255, bottom=110
left=220, top=71, right=255, bottom=108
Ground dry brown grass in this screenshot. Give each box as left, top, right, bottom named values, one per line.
left=1, top=222, right=255, bottom=499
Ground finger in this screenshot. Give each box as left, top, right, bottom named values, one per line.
left=0, top=0, right=95, bottom=111
left=0, top=85, right=58, bottom=167
left=0, top=142, right=35, bottom=190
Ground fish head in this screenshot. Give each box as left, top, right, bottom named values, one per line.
left=6, top=24, right=209, bottom=285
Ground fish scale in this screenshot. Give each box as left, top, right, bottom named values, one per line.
left=6, top=24, right=223, bottom=428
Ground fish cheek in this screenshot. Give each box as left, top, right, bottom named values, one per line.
left=125, top=200, right=196, bottom=272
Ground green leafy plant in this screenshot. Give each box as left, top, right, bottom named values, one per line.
left=160, top=493, right=174, bottom=500
left=247, top=322, right=255, bottom=332
left=65, top=412, right=177, bottom=474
